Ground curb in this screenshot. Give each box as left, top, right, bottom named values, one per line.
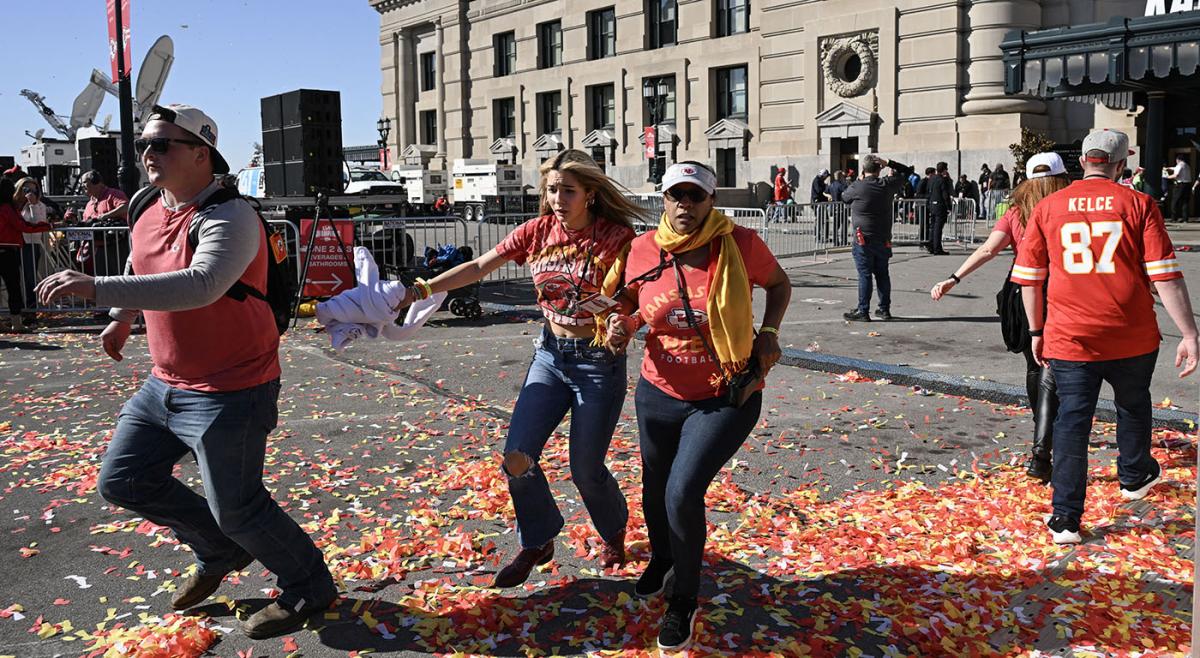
left=481, top=302, right=1198, bottom=431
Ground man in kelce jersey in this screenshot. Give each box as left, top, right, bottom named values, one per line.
left=1011, top=129, right=1199, bottom=545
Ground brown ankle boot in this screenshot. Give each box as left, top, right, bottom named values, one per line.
left=600, top=527, right=626, bottom=569
left=493, top=541, right=553, bottom=588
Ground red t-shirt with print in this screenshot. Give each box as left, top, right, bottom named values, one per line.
left=626, top=226, right=779, bottom=401
left=1011, top=178, right=1182, bottom=362
left=496, top=214, right=636, bottom=326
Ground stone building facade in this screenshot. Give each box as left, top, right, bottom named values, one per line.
left=372, top=0, right=1146, bottom=200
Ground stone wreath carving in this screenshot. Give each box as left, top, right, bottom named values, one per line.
left=822, top=35, right=877, bottom=98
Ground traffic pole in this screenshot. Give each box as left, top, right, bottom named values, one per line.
left=113, top=0, right=139, bottom=197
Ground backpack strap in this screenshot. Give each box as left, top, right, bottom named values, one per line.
left=188, top=187, right=271, bottom=304
left=126, top=185, right=163, bottom=229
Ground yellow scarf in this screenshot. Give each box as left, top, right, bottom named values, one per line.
left=654, top=209, right=754, bottom=380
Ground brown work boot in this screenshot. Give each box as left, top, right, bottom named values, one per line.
left=170, top=554, right=254, bottom=611
left=599, top=527, right=626, bottom=569
left=241, top=594, right=337, bottom=640
left=493, top=540, right=554, bottom=588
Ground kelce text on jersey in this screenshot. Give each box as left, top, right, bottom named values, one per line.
left=1067, top=196, right=1115, bottom=213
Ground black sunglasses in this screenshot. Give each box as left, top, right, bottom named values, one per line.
left=134, top=137, right=206, bottom=155
left=664, top=187, right=710, bottom=204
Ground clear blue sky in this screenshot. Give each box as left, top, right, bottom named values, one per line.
left=0, top=1, right=384, bottom=172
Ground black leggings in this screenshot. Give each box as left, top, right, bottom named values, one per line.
left=0, top=247, right=24, bottom=315
left=635, top=377, right=762, bottom=598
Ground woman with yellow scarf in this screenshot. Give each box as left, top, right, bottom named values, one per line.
left=602, top=161, right=791, bottom=651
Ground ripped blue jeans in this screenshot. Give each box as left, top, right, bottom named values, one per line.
left=504, top=326, right=629, bottom=548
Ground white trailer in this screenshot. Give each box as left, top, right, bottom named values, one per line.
left=450, top=159, right=522, bottom=220
left=391, top=165, right=449, bottom=208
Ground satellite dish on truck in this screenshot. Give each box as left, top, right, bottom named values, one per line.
left=69, top=77, right=108, bottom=132
left=135, top=35, right=174, bottom=126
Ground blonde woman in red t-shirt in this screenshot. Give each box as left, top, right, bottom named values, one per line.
left=601, top=161, right=791, bottom=651
left=929, top=153, right=1071, bottom=483
left=402, top=149, right=647, bottom=588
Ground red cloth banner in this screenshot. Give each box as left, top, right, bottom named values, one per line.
left=107, top=0, right=132, bottom=82
left=644, top=127, right=656, bottom=160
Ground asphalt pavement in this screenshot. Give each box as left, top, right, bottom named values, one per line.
left=0, top=234, right=1195, bottom=656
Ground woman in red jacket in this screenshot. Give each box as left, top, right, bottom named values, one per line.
left=0, top=178, right=51, bottom=331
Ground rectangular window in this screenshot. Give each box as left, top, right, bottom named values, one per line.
left=715, top=65, right=748, bottom=120
left=647, top=0, right=677, bottom=49
left=589, top=84, right=615, bottom=131
left=716, top=0, right=749, bottom=37
left=537, top=91, right=562, bottom=135
left=537, top=21, right=562, bottom=69
left=420, top=110, right=437, bottom=145
left=494, top=32, right=516, bottom=77
left=420, top=52, right=436, bottom=92
left=494, top=97, right=516, bottom=138
left=642, top=75, right=676, bottom=126
left=587, top=8, right=617, bottom=60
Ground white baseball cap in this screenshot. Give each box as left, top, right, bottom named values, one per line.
left=145, top=104, right=230, bottom=174
left=1025, top=152, right=1067, bottom=179
left=661, top=162, right=717, bottom=195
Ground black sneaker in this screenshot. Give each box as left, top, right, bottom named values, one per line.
left=1046, top=515, right=1081, bottom=545
left=843, top=309, right=871, bottom=322
left=874, top=309, right=893, bottom=321
left=1120, top=467, right=1162, bottom=501
left=634, top=557, right=675, bottom=598
left=657, top=595, right=699, bottom=651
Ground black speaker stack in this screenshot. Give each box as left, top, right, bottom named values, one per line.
left=78, top=137, right=120, bottom=190
left=261, top=89, right=343, bottom=197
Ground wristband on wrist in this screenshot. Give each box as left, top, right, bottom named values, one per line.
left=413, top=278, right=433, bottom=301
left=1029, top=328, right=1044, bottom=337
left=759, top=326, right=780, bottom=337
left=949, top=273, right=961, bottom=283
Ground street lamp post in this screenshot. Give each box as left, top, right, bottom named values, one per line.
left=376, top=117, right=392, bottom=170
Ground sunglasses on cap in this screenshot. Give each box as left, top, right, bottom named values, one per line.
left=663, top=186, right=710, bottom=204
left=134, top=137, right=206, bottom=155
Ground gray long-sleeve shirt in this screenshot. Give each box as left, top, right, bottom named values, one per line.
left=95, top=181, right=261, bottom=323
left=841, top=160, right=914, bottom=243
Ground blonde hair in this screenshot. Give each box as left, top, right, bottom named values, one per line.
left=537, top=149, right=648, bottom=229
left=12, top=177, right=39, bottom=208
left=1009, top=169, right=1070, bottom=227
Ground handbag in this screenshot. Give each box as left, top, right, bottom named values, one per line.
left=672, top=258, right=763, bottom=407
left=995, top=263, right=1030, bottom=354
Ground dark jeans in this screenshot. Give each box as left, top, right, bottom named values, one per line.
left=1171, top=183, right=1192, bottom=222
left=635, top=377, right=762, bottom=598
left=504, top=327, right=629, bottom=548
left=20, top=244, right=41, bottom=311
left=927, top=207, right=948, bottom=251
left=1048, top=350, right=1159, bottom=522
left=98, top=376, right=336, bottom=607
left=851, top=241, right=892, bottom=313
left=0, top=246, right=23, bottom=315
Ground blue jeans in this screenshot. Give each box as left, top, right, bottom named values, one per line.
left=98, top=376, right=336, bottom=607
left=635, top=378, right=762, bottom=598
left=852, top=241, right=892, bottom=313
left=504, top=327, right=629, bottom=548
left=1049, top=350, right=1160, bottom=522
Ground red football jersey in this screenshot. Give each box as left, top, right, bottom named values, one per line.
left=1011, top=178, right=1182, bottom=361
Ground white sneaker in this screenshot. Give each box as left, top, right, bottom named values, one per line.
left=1120, top=470, right=1162, bottom=501
left=1046, top=515, right=1082, bottom=545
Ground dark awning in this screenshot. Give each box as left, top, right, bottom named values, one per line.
left=1002, top=12, right=1200, bottom=98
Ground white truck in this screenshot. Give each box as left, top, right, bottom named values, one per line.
left=450, top=159, right=522, bottom=220
left=390, top=165, right=449, bottom=211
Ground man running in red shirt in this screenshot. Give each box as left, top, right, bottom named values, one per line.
left=773, top=167, right=791, bottom=204
left=1012, top=129, right=1198, bottom=544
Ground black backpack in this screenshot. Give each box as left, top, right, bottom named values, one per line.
left=128, top=185, right=296, bottom=335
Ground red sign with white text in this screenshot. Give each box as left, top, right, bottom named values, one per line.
left=644, top=127, right=656, bottom=160
left=107, top=0, right=132, bottom=82
left=299, top=219, right=355, bottom=297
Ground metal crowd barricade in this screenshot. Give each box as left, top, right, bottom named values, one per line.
left=890, top=199, right=929, bottom=246
left=950, top=198, right=981, bottom=244
left=266, top=219, right=302, bottom=289
left=351, top=216, right=471, bottom=281
left=475, top=211, right=533, bottom=282
left=26, top=225, right=132, bottom=312
left=715, top=207, right=766, bottom=231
